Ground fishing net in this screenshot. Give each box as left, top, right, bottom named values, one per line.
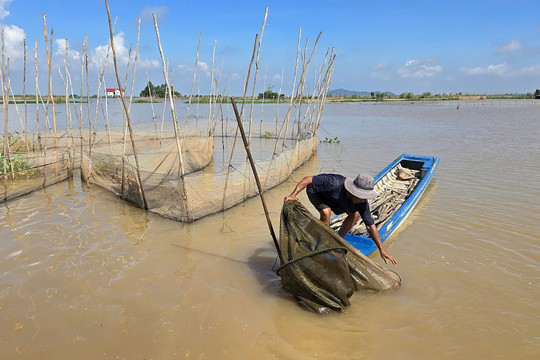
left=83, top=126, right=318, bottom=222
left=277, top=200, right=402, bottom=313
left=1, top=133, right=73, bottom=203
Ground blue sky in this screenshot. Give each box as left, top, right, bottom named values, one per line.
left=1, top=0, right=539, bottom=96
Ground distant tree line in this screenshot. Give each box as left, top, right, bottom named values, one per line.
left=140, top=81, right=180, bottom=98
left=258, top=86, right=285, bottom=100
left=327, top=89, right=540, bottom=102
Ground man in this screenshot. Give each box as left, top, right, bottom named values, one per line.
left=284, top=173, right=397, bottom=265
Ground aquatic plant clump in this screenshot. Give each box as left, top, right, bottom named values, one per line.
left=0, top=153, right=32, bottom=175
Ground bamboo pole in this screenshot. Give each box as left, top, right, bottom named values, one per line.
left=207, top=40, right=216, bottom=135
left=260, top=65, right=267, bottom=137
left=78, top=35, right=86, bottom=180
left=221, top=33, right=258, bottom=210
left=210, top=59, right=225, bottom=136
left=226, top=67, right=231, bottom=135
left=275, top=67, right=284, bottom=135
left=65, top=64, right=84, bottom=161
left=43, top=14, right=59, bottom=161
left=231, top=97, right=283, bottom=265
left=1, top=29, right=8, bottom=180
left=145, top=71, right=158, bottom=141
left=273, top=29, right=301, bottom=156
left=9, top=74, right=26, bottom=145
left=23, top=38, right=29, bottom=151
left=105, top=0, right=148, bottom=209
left=34, top=41, right=41, bottom=153
left=186, top=30, right=202, bottom=133
left=152, top=12, right=190, bottom=220
left=120, top=42, right=133, bottom=195
left=95, top=19, right=116, bottom=151
left=63, top=38, right=74, bottom=174
left=160, top=66, right=167, bottom=142
left=248, top=7, right=268, bottom=142
left=274, top=31, right=322, bottom=155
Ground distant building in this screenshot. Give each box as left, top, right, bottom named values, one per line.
left=106, top=88, right=125, bottom=97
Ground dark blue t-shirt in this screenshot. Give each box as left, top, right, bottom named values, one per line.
left=307, top=173, right=375, bottom=226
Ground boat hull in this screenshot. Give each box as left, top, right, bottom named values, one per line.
left=343, top=154, right=439, bottom=255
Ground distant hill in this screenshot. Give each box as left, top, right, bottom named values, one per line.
left=328, top=88, right=396, bottom=97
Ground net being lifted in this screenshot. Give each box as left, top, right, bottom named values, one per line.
left=278, top=200, right=402, bottom=313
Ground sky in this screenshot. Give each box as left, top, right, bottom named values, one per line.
left=0, top=0, right=539, bottom=96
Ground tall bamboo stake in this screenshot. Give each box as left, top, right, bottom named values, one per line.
left=260, top=65, right=267, bottom=136
left=43, top=14, right=59, bottom=161
left=63, top=38, right=73, bottom=174
left=248, top=7, right=268, bottom=142
left=221, top=33, right=258, bottom=210
left=152, top=12, right=190, bottom=219
left=145, top=70, right=158, bottom=141
left=23, top=39, right=29, bottom=151
left=105, top=0, right=148, bottom=209
left=185, top=30, right=202, bottom=133
left=231, top=97, right=283, bottom=265
left=34, top=41, right=41, bottom=153
left=207, top=40, right=216, bottom=135
left=275, top=67, right=284, bottom=135
left=95, top=19, right=116, bottom=152
left=85, top=37, right=93, bottom=156
left=1, top=29, right=8, bottom=180
left=273, top=29, right=301, bottom=156
left=210, top=59, right=225, bottom=136
left=66, top=64, right=84, bottom=161
left=127, top=19, right=140, bottom=116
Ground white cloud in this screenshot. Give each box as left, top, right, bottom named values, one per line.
left=397, top=59, right=442, bottom=79
left=272, top=73, right=281, bottom=82
left=197, top=61, right=210, bottom=76
left=521, top=63, right=540, bottom=75
left=0, top=0, right=12, bottom=20
left=55, top=38, right=81, bottom=61
left=90, top=32, right=158, bottom=70
left=176, top=61, right=211, bottom=77
left=497, top=40, right=523, bottom=54
left=460, top=63, right=509, bottom=76
left=1, top=24, right=25, bottom=61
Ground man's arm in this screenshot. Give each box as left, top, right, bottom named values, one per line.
left=284, top=176, right=313, bottom=202
left=338, top=212, right=357, bottom=238
left=366, top=224, right=397, bottom=265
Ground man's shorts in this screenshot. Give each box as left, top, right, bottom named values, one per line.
left=307, top=191, right=330, bottom=212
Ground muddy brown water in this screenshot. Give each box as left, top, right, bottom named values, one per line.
left=1, top=101, right=539, bottom=359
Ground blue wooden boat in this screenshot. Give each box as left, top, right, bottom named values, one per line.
left=330, top=154, right=439, bottom=256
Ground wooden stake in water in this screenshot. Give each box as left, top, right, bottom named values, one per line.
left=230, top=97, right=283, bottom=265
left=105, top=0, right=148, bottom=210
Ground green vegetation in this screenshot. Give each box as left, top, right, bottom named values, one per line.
left=140, top=81, right=180, bottom=98
left=328, top=90, right=540, bottom=103
left=0, top=152, right=31, bottom=175
left=322, top=136, right=341, bottom=144
left=258, top=86, right=285, bottom=100
left=262, top=130, right=277, bottom=139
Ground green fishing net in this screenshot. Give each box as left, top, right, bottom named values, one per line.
left=277, top=200, right=402, bottom=313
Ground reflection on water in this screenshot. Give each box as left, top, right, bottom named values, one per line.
left=1, top=101, right=539, bottom=359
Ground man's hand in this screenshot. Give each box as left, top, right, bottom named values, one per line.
left=380, top=249, right=397, bottom=265
left=284, top=176, right=313, bottom=203
left=283, top=194, right=295, bottom=202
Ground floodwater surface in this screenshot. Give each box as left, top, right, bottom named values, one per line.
left=1, top=100, right=539, bottom=359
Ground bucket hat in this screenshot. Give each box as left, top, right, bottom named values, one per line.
left=344, top=174, right=378, bottom=199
